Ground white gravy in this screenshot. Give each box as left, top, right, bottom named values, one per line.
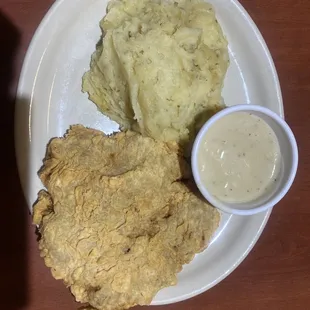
left=197, top=112, right=281, bottom=203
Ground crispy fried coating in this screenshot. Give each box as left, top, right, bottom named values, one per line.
left=33, top=125, right=219, bottom=310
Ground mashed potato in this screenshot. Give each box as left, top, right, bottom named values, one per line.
left=83, top=0, right=229, bottom=145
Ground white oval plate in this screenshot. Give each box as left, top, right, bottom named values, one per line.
left=15, top=0, right=283, bottom=305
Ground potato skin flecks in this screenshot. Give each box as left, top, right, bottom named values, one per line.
left=82, top=0, right=229, bottom=147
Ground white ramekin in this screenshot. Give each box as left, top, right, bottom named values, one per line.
left=191, top=105, right=298, bottom=216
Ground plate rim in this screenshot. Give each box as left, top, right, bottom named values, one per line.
left=14, top=0, right=282, bottom=305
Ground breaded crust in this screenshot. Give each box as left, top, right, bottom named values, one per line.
left=33, top=125, right=220, bottom=310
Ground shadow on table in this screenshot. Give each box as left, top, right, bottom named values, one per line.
left=0, top=11, right=28, bottom=310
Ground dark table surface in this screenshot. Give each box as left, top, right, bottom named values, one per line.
left=1, top=0, right=310, bottom=309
